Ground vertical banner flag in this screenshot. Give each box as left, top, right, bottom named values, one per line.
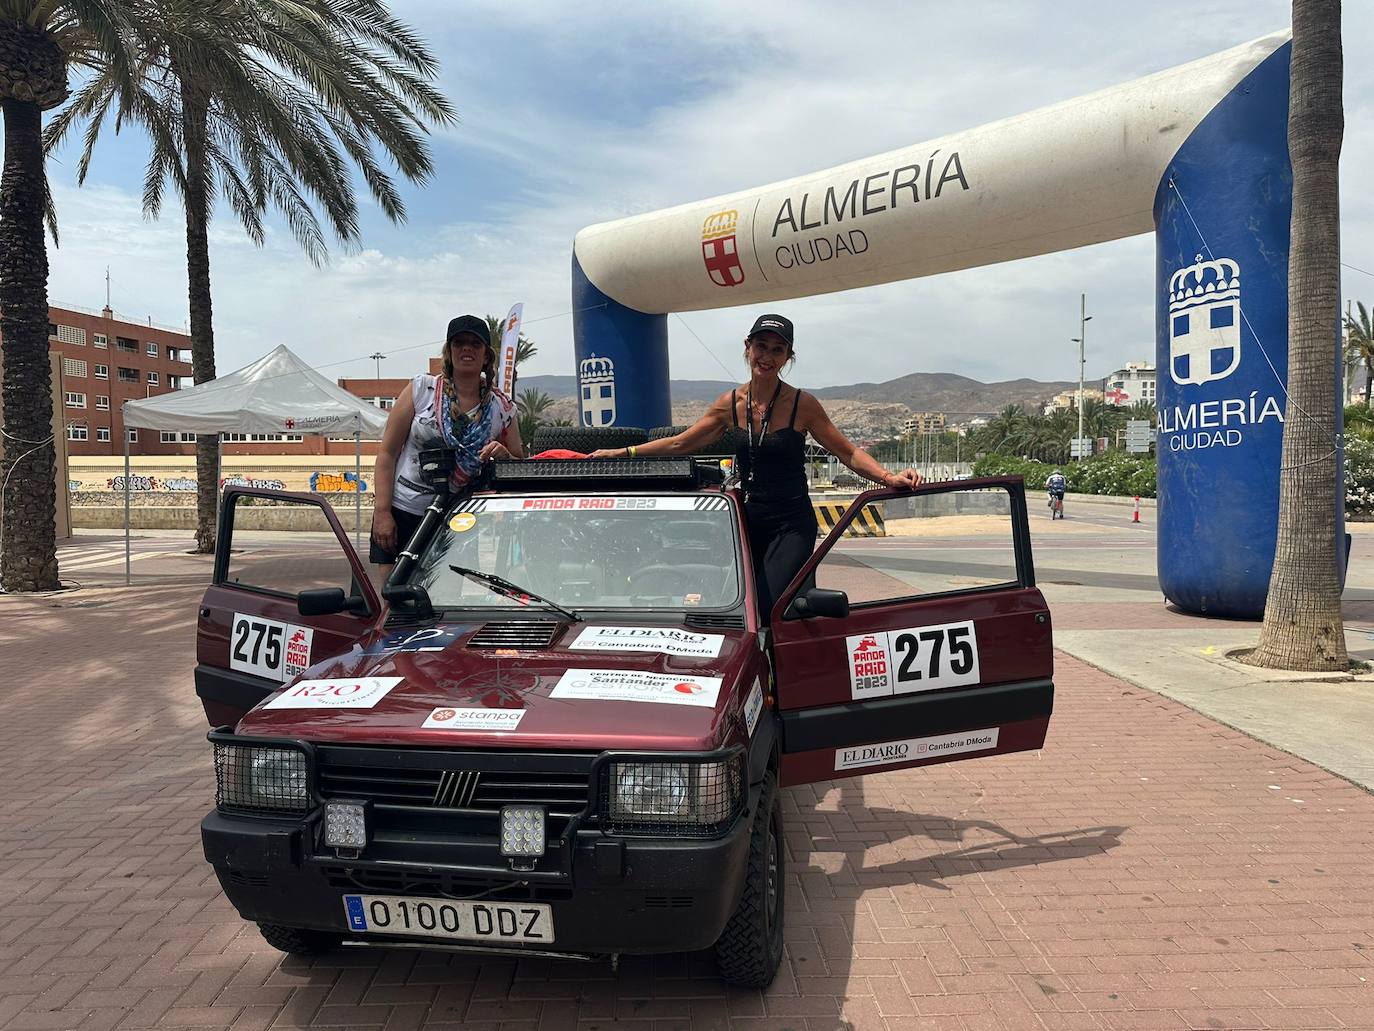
left=497, top=303, right=523, bottom=397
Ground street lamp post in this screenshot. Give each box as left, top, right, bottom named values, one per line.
left=369, top=351, right=386, bottom=380
left=1070, top=293, right=1093, bottom=459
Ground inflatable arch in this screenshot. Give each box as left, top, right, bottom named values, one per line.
left=571, top=31, right=1338, bottom=619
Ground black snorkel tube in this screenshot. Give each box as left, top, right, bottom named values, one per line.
left=381, top=446, right=469, bottom=623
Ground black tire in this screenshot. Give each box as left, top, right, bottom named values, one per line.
left=256, top=922, right=341, bottom=956
left=700, top=426, right=747, bottom=458
left=648, top=425, right=687, bottom=440
left=530, top=425, right=648, bottom=454
left=714, top=772, right=785, bottom=988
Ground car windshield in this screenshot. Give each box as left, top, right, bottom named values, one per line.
left=411, top=494, right=742, bottom=612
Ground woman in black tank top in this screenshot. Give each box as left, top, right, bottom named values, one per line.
left=591, top=313, right=919, bottom=620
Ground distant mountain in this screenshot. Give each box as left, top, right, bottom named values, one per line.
left=519, top=372, right=1076, bottom=417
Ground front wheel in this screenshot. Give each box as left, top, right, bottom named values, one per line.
left=714, top=772, right=785, bottom=988
left=257, top=922, right=340, bottom=956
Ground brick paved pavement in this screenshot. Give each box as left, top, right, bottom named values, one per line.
left=2, top=544, right=1373, bottom=1029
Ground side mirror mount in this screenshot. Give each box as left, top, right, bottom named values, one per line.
left=382, top=581, right=435, bottom=622
left=788, top=587, right=850, bottom=620
left=298, top=588, right=371, bottom=618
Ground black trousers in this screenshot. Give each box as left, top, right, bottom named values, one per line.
left=745, top=498, right=818, bottom=622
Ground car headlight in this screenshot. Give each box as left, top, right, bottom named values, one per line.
left=604, top=756, right=742, bottom=835
left=214, top=743, right=310, bottom=813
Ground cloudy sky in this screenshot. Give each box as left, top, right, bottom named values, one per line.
left=42, top=1, right=1374, bottom=390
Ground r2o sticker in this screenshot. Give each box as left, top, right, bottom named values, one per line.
left=846, top=619, right=979, bottom=699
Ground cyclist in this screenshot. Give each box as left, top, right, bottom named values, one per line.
left=1045, top=470, right=1067, bottom=517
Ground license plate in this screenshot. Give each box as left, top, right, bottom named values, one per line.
left=342, top=894, right=554, bottom=944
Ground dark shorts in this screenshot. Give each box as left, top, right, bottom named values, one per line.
left=369, top=505, right=426, bottom=565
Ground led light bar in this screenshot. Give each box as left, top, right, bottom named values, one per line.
left=487, top=457, right=722, bottom=488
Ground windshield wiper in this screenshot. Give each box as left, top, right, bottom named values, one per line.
left=447, top=566, right=581, bottom=622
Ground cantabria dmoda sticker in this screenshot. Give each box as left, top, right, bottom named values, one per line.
left=550, top=669, right=722, bottom=708
left=448, top=512, right=477, bottom=532
left=569, top=626, right=723, bottom=658
left=421, top=707, right=525, bottom=731
left=262, top=677, right=403, bottom=710
left=835, top=728, right=1000, bottom=771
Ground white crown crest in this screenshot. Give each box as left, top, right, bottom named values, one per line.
left=580, top=355, right=615, bottom=380
left=1169, top=254, right=1240, bottom=307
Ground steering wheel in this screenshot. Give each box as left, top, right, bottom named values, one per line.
left=627, top=565, right=693, bottom=601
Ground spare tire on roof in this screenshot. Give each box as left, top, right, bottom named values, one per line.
left=648, top=425, right=687, bottom=440
left=529, top=425, right=649, bottom=455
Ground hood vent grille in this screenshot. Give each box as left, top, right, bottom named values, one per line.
left=467, top=620, right=562, bottom=650
left=684, top=612, right=746, bottom=630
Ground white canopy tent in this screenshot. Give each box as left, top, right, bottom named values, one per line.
left=121, top=345, right=390, bottom=584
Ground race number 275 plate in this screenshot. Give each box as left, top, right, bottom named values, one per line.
left=343, top=895, right=553, bottom=944
left=846, top=619, right=979, bottom=699
left=230, top=613, right=313, bottom=683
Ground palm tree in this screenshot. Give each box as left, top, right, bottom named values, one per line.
left=1345, top=301, right=1374, bottom=406
left=1127, top=400, right=1157, bottom=425
left=49, top=0, right=455, bottom=551
left=0, top=1, right=135, bottom=592
left=516, top=388, right=553, bottom=445
left=1250, top=0, right=1346, bottom=671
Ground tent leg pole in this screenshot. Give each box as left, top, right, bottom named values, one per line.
left=354, top=430, right=361, bottom=549
left=123, top=428, right=131, bottom=587
left=216, top=435, right=223, bottom=527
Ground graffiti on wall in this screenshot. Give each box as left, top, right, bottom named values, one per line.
left=221, top=475, right=287, bottom=490
left=310, top=471, right=368, bottom=493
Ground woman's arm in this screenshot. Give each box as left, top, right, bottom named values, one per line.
left=800, top=393, right=921, bottom=489
left=479, top=412, right=525, bottom=461
left=370, top=385, right=415, bottom=551
left=589, top=392, right=732, bottom=458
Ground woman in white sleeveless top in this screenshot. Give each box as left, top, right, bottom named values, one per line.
left=371, top=315, right=522, bottom=571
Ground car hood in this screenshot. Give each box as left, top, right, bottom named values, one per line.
left=235, top=619, right=759, bottom=752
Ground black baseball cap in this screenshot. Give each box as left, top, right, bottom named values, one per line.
left=748, top=313, right=793, bottom=345
left=446, top=314, right=492, bottom=347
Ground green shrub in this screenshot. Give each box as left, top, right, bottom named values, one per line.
left=1346, top=436, right=1374, bottom=515
left=971, top=451, right=1157, bottom=498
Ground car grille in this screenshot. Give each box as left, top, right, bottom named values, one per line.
left=316, top=753, right=593, bottom=819
left=467, top=620, right=562, bottom=649
left=322, top=865, right=574, bottom=901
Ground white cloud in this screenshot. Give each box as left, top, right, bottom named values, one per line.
left=43, top=0, right=1374, bottom=395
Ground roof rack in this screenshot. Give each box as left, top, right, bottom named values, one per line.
left=482, top=456, right=725, bottom=491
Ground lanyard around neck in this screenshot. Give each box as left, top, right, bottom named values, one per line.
left=745, top=381, right=784, bottom=488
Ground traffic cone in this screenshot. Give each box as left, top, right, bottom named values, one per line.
left=1132, top=496, right=1141, bottom=523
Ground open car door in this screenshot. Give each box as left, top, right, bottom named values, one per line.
left=195, top=488, right=381, bottom=727
left=769, top=476, right=1052, bottom=787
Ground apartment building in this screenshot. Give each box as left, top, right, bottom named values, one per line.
left=29, top=304, right=195, bottom=457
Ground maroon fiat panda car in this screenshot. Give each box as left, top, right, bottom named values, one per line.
left=196, top=458, right=1053, bottom=987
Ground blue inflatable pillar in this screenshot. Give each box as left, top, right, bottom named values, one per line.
left=571, top=254, right=671, bottom=430
left=1154, top=39, right=1343, bottom=618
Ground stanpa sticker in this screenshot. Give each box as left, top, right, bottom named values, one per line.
left=475, top=496, right=702, bottom=512
left=550, top=669, right=722, bottom=708
left=570, top=626, right=724, bottom=658
left=845, top=620, right=979, bottom=699
left=743, top=678, right=764, bottom=737
left=231, top=613, right=313, bottom=683
left=262, top=677, right=404, bottom=710
left=421, top=707, right=526, bottom=731
left=835, top=727, right=1000, bottom=771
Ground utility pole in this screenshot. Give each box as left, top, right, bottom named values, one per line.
left=1071, top=293, right=1093, bottom=459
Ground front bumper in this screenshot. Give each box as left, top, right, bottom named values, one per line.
left=201, top=785, right=758, bottom=955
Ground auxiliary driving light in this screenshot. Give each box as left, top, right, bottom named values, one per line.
left=499, top=805, right=546, bottom=859
left=324, top=800, right=370, bottom=852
